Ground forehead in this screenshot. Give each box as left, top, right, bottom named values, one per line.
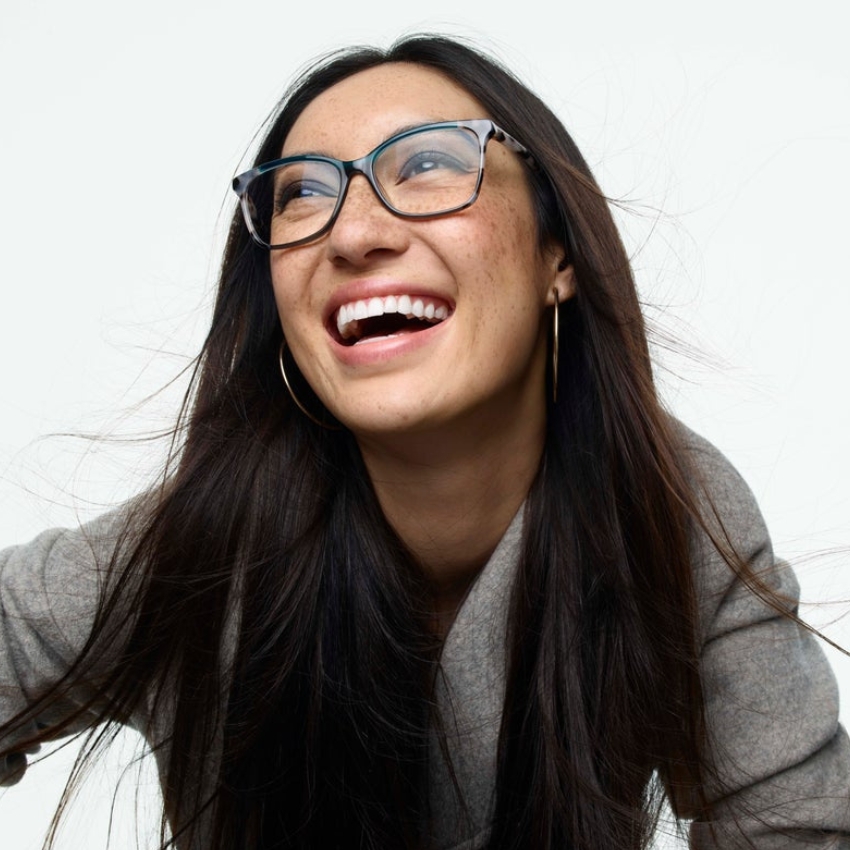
left=282, top=63, right=487, bottom=159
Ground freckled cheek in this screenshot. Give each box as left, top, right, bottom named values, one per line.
left=470, top=196, right=547, bottom=364
left=269, top=258, right=318, bottom=334
left=472, top=197, right=541, bottom=297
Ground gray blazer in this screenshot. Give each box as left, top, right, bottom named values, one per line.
left=1, top=428, right=849, bottom=848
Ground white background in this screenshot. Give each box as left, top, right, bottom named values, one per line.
left=1, top=0, right=848, bottom=847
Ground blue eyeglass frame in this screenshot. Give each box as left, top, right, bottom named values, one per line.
left=232, top=118, right=536, bottom=250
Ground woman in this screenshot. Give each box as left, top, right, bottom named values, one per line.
left=1, top=34, right=848, bottom=850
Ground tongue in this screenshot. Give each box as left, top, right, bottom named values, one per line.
left=355, top=325, right=426, bottom=345
left=354, top=315, right=433, bottom=343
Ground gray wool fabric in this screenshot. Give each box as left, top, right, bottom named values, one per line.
left=1, top=428, right=849, bottom=848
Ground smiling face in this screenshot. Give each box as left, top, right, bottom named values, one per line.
left=270, top=62, right=573, bottom=447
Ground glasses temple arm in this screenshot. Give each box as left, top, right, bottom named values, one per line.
left=493, top=127, right=539, bottom=170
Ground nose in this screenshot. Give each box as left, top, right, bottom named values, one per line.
left=324, top=172, right=410, bottom=265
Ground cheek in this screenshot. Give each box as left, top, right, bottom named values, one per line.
left=466, top=195, right=547, bottom=322
left=269, top=255, right=316, bottom=336
left=476, top=183, right=541, bottom=268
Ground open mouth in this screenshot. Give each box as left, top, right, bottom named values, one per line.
left=334, top=295, right=451, bottom=346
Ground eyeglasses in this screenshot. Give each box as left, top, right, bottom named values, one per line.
left=232, top=119, right=535, bottom=250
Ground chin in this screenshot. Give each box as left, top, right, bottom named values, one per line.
left=333, top=398, right=443, bottom=438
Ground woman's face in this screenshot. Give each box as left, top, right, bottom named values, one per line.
left=270, top=63, right=572, bottom=442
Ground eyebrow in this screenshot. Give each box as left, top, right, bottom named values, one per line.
left=282, top=118, right=458, bottom=159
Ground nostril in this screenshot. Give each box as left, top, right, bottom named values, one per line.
left=326, top=184, right=411, bottom=262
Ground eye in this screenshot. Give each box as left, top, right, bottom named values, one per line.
left=274, top=179, right=337, bottom=214
left=396, top=150, right=472, bottom=182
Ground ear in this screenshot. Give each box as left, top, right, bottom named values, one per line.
left=543, top=241, right=576, bottom=306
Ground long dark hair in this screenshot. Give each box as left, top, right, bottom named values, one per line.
left=4, top=34, right=721, bottom=849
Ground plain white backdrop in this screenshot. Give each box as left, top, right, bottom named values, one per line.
left=1, top=0, right=848, bottom=847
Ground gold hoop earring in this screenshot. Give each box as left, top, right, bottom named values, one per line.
left=551, top=287, right=560, bottom=404
left=278, top=340, right=340, bottom=430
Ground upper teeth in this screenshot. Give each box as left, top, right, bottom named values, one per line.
left=336, top=295, right=449, bottom=339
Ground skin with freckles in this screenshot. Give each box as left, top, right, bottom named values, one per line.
left=271, top=64, right=575, bottom=620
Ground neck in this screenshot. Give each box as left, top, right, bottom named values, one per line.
left=356, top=407, right=544, bottom=620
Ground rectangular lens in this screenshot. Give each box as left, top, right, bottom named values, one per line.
left=250, top=160, right=341, bottom=246
left=375, top=127, right=482, bottom=215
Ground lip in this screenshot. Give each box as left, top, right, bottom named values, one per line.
left=329, top=313, right=451, bottom=367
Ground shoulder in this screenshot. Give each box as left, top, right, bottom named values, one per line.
left=672, top=420, right=768, bottom=543
left=670, top=420, right=776, bottom=569
left=668, top=420, right=802, bottom=638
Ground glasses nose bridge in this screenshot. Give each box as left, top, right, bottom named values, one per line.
left=336, top=152, right=391, bottom=215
